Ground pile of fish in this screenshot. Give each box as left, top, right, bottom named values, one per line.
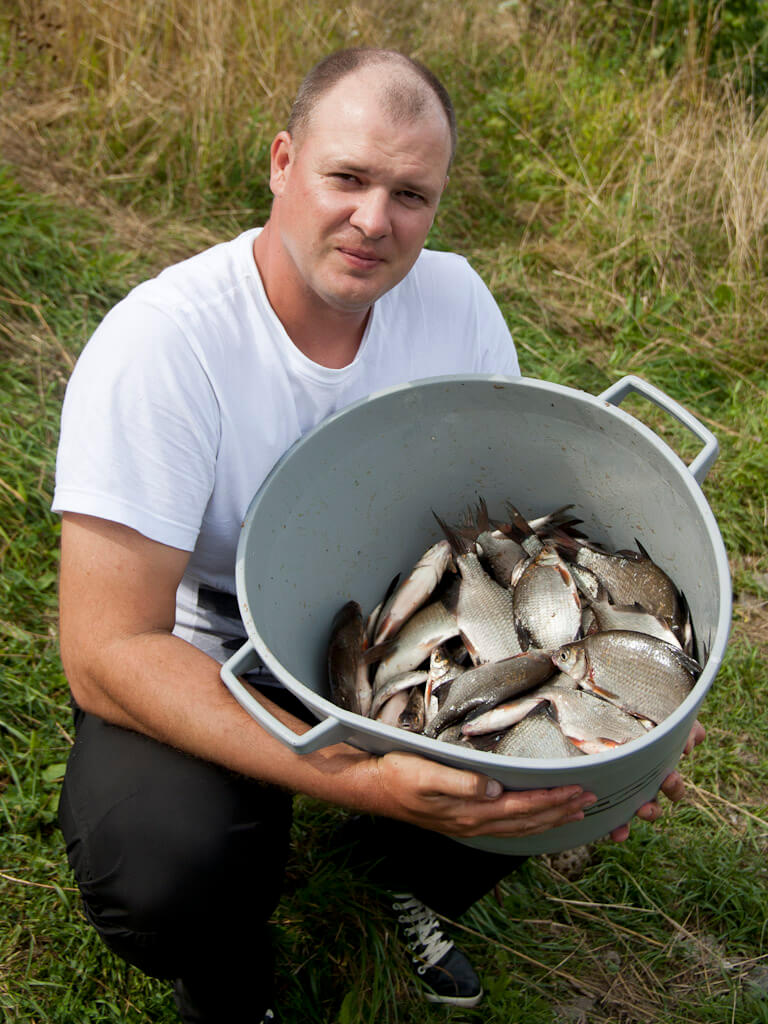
left=327, top=499, right=702, bottom=760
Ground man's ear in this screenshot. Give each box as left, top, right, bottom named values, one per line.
left=269, top=131, right=294, bottom=197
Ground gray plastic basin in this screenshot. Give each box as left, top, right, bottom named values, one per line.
left=222, top=374, right=731, bottom=855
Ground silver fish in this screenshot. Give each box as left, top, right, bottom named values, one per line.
left=587, top=588, right=682, bottom=649
left=554, top=534, right=683, bottom=628
left=424, top=650, right=554, bottom=738
left=493, top=703, right=584, bottom=759
left=328, top=601, right=383, bottom=717
left=461, top=673, right=580, bottom=735
left=424, top=645, right=465, bottom=726
left=374, top=688, right=411, bottom=727
left=540, top=688, right=648, bottom=748
left=552, top=630, right=700, bottom=724
left=458, top=498, right=525, bottom=587
left=398, top=686, right=426, bottom=732
left=369, top=669, right=428, bottom=720
left=434, top=513, right=522, bottom=665
left=372, top=599, right=459, bottom=689
left=374, top=540, right=453, bottom=644
left=512, top=545, right=582, bottom=651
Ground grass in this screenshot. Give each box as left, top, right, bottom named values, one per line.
left=2, top=1, right=768, bottom=1021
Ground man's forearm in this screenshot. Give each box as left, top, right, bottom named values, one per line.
left=67, top=629, right=385, bottom=813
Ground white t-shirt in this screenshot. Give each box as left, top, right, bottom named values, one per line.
left=53, top=228, right=520, bottom=665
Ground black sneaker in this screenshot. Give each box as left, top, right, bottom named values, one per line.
left=390, top=893, right=483, bottom=1007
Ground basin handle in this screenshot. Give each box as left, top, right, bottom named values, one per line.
left=598, top=375, right=719, bottom=485
left=220, top=640, right=350, bottom=754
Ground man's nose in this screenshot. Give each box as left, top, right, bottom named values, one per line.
left=349, top=188, right=391, bottom=239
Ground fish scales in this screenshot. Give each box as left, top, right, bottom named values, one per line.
left=573, top=545, right=681, bottom=623
left=553, top=630, right=697, bottom=724
left=424, top=651, right=553, bottom=737
left=493, top=704, right=584, bottom=759
left=454, top=551, right=522, bottom=663
left=513, top=547, right=582, bottom=651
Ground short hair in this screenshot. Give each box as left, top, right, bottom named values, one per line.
left=287, top=48, right=457, bottom=167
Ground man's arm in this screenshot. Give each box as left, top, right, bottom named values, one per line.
left=59, top=511, right=601, bottom=839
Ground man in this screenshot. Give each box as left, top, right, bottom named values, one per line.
left=54, top=48, right=701, bottom=1023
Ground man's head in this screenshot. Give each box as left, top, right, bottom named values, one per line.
left=258, top=49, right=456, bottom=336
left=287, top=48, right=457, bottom=171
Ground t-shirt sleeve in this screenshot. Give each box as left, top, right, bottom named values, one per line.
left=415, top=251, right=520, bottom=378
left=52, top=298, right=221, bottom=551
left=464, top=260, right=521, bottom=377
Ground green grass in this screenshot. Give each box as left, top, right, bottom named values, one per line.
left=2, top=2, right=768, bottom=1021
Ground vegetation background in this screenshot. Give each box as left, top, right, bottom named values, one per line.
left=1, top=0, right=767, bottom=1021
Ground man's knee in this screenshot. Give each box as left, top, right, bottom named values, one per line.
left=58, top=722, right=293, bottom=933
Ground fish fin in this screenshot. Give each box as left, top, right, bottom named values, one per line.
left=475, top=496, right=491, bottom=532
left=504, top=503, right=545, bottom=555
left=514, top=618, right=533, bottom=653
left=634, top=537, right=652, bottom=560
left=361, top=637, right=395, bottom=665
left=554, top=561, right=575, bottom=587
left=432, top=510, right=474, bottom=557
left=458, top=630, right=482, bottom=666
left=379, top=572, right=401, bottom=608
left=589, top=682, right=620, bottom=700
left=572, top=737, right=620, bottom=753
left=503, top=501, right=538, bottom=545
left=667, top=646, right=702, bottom=676
left=370, top=572, right=402, bottom=641
left=676, top=589, right=697, bottom=657
left=548, top=526, right=583, bottom=560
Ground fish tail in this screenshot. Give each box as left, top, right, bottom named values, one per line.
left=548, top=526, right=583, bottom=558
left=504, top=501, right=535, bottom=539
left=475, top=496, right=491, bottom=532
left=503, top=502, right=545, bottom=556
left=432, top=510, right=475, bottom=557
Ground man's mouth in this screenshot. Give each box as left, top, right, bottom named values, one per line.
left=337, top=246, right=383, bottom=267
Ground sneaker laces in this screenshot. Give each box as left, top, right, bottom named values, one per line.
left=391, top=893, right=454, bottom=967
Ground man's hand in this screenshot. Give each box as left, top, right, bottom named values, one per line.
left=608, top=719, right=705, bottom=843
left=374, top=752, right=597, bottom=838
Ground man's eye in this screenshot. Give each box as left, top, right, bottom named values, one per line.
left=332, top=173, right=361, bottom=185
left=398, top=190, right=426, bottom=204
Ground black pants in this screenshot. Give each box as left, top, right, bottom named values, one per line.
left=58, top=689, right=524, bottom=1018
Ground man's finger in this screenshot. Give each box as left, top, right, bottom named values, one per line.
left=659, top=770, right=686, bottom=802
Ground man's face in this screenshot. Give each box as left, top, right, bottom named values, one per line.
left=268, top=71, right=452, bottom=316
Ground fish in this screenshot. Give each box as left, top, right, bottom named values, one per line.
left=503, top=501, right=546, bottom=558
left=461, top=673, right=580, bottom=735
left=538, top=688, right=649, bottom=749
left=327, top=497, right=702, bottom=763
left=492, top=703, right=584, bottom=759
left=553, top=533, right=684, bottom=629
left=328, top=601, right=389, bottom=717
left=424, top=645, right=465, bottom=726
left=586, top=586, right=682, bottom=649
left=433, top=512, right=522, bottom=664
left=369, top=669, right=428, bottom=720
left=373, top=540, right=454, bottom=644
left=457, top=497, right=525, bottom=587
left=552, top=630, right=701, bottom=724
left=398, top=686, right=426, bottom=732
left=423, top=650, right=554, bottom=738
left=374, top=688, right=411, bottom=726
left=512, top=545, right=582, bottom=651
left=372, top=598, right=459, bottom=689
